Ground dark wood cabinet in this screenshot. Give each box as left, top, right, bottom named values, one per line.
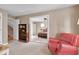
left=19, top=24, right=27, bottom=42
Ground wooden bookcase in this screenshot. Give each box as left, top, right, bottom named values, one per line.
left=19, top=24, right=27, bottom=42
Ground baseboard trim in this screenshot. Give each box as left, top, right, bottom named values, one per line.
left=3, top=43, right=8, bottom=45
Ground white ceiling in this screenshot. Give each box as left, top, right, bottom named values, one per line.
left=0, top=4, right=76, bottom=16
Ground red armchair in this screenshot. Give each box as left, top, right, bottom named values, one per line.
left=48, top=33, right=79, bottom=55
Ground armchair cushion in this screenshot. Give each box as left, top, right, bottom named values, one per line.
left=59, top=33, right=74, bottom=44
left=57, top=44, right=78, bottom=55
left=60, top=40, right=72, bottom=45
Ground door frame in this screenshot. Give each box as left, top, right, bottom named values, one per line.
left=29, top=15, right=49, bottom=43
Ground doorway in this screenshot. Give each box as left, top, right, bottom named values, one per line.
left=8, top=18, right=20, bottom=43
left=29, top=15, right=49, bottom=43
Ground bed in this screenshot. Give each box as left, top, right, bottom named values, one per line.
left=38, top=32, right=47, bottom=38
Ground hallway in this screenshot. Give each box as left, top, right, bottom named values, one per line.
left=31, top=36, right=48, bottom=43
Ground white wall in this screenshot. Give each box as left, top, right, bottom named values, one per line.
left=0, top=9, right=8, bottom=44
left=36, top=22, right=41, bottom=34
left=13, top=19, right=20, bottom=40
left=0, top=13, right=2, bottom=44
left=33, top=23, right=37, bottom=35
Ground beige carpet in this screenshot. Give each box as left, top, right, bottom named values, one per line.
left=31, top=37, right=48, bottom=43
left=9, top=40, right=51, bottom=55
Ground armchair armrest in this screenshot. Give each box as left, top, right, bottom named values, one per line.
left=48, top=37, right=60, bottom=54
left=57, top=43, right=78, bottom=55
